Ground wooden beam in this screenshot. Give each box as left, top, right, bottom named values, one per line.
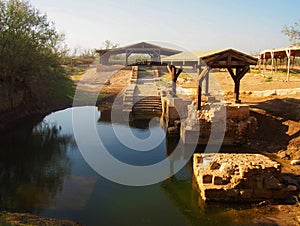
left=197, top=67, right=209, bottom=110
left=236, top=65, right=250, bottom=81
left=229, top=51, right=258, bottom=64
left=204, top=52, right=229, bottom=65
left=227, top=67, right=235, bottom=80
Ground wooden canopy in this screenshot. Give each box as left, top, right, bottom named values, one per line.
left=259, top=45, right=300, bottom=81
left=96, top=42, right=181, bottom=65
left=162, top=49, right=258, bottom=107
left=162, top=48, right=257, bottom=67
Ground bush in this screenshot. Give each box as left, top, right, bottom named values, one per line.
left=0, top=0, right=73, bottom=111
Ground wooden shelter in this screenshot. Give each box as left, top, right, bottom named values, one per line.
left=259, top=45, right=300, bottom=81
left=70, top=57, right=94, bottom=67
left=162, top=49, right=258, bottom=107
left=96, top=42, right=181, bottom=66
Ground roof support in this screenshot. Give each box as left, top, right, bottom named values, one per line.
left=167, top=65, right=182, bottom=97
left=227, top=66, right=250, bottom=103
left=196, top=66, right=209, bottom=110
left=262, top=53, right=266, bottom=76
left=271, top=51, right=274, bottom=77
left=285, top=49, right=291, bottom=82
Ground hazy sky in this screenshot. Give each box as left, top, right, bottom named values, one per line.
left=29, top=0, right=300, bottom=53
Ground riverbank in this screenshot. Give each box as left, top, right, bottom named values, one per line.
left=0, top=212, right=81, bottom=226
left=0, top=75, right=74, bottom=133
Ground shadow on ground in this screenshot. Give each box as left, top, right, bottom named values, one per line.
left=247, top=98, right=300, bottom=154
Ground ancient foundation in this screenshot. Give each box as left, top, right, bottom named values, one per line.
left=193, top=153, right=298, bottom=202
left=180, top=102, right=257, bottom=145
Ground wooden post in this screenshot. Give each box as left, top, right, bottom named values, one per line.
left=228, top=66, right=249, bottom=103
left=197, top=67, right=209, bottom=110
left=197, top=84, right=202, bottom=110
left=262, top=53, right=266, bottom=75
left=286, top=49, right=291, bottom=82
left=167, top=65, right=182, bottom=97
left=205, top=72, right=209, bottom=95
left=234, top=79, right=241, bottom=103
left=125, top=50, right=129, bottom=66
left=271, top=51, right=274, bottom=77
left=292, top=56, right=295, bottom=70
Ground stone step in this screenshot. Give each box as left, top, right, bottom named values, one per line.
left=134, top=106, right=162, bottom=109
left=132, top=110, right=162, bottom=116
left=134, top=101, right=161, bottom=105
left=134, top=103, right=162, bottom=106
left=134, top=103, right=162, bottom=107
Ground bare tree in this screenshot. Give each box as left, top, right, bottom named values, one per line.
left=102, top=40, right=119, bottom=49
left=282, top=20, right=300, bottom=45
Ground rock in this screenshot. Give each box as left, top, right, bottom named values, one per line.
left=167, top=126, right=178, bottom=135
left=194, top=153, right=295, bottom=203
left=219, top=163, right=236, bottom=175
left=290, top=160, right=300, bottom=166
left=287, top=185, right=298, bottom=192
left=104, top=79, right=111, bottom=85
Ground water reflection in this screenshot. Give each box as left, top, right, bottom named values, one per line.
left=0, top=121, right=72, bottom=213
left=0, top=107, right=250, bottom=225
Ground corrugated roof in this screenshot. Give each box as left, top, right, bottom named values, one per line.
left=260, top=45, right=300, bottom=55
left=96, top=41, right=181, bottom=56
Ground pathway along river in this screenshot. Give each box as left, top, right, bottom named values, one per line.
left=0, top=107, right=253, bottom=226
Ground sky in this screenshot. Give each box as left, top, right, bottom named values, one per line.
left=29, top=0, right=300, bottom=54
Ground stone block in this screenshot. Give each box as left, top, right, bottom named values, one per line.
left=240, top=189, right=253, bottom=200
left=210, top=162, right=221, bottom=170
left=202, top=174, right=213, bottom=184
left=264, top=176, right=282, bottom=190
left=214, top=176, right=230, bottom=185
left=193, top=153, right=291, bottom=203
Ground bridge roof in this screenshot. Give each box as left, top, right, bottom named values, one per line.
left=96, top=41, right=181, bottom=56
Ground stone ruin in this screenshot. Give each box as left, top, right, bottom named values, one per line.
left=181, top=102, right=258, bottom=145
left=193, top=153, right=298, bottom=202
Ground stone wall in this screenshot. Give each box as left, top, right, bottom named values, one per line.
left=181, top=103, right=257, bottom=145
left=193, top=153, right=298, bottom=202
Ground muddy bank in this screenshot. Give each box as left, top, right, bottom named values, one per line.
left=0, top=212, right=81, bottom=226
left=0, top=99, right=72, bottom=133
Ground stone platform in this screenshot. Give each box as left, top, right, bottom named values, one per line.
left=181, top=103, right=257, bottom=145
left=193, top=153, right=298, bottom=203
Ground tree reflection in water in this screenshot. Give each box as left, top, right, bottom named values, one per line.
left=0, top=121, right=72, bottom=213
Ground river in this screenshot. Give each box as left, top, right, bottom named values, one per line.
left=0, top=106, right=250, bottom=225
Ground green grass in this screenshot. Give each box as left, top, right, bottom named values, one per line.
left=48, top=75, right=76, bottom=106
left=71, top=75, right=82, bottom=81
left=64, top=66, right=87, bottom=76
left=0, top=213, right=12, bottom=226
left=97, top=92, right=106, bottom=101
left=265, top=76, right=273, bottom=82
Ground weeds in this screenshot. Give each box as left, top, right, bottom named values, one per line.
left=265, top=77, right=273, bottom=82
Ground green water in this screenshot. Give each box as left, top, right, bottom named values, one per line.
left=0, top=107, right=249, bottom=226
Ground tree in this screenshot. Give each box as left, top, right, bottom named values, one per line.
left=102, top=40, right=119, bottom=49
left=0, top=0, right=72, bottom=112
left=282, top=20, right=300, bottom=45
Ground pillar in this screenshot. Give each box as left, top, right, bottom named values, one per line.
left=167, top=65, right=182, bottom=97
left=286, top=49, right=291, bottom=82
